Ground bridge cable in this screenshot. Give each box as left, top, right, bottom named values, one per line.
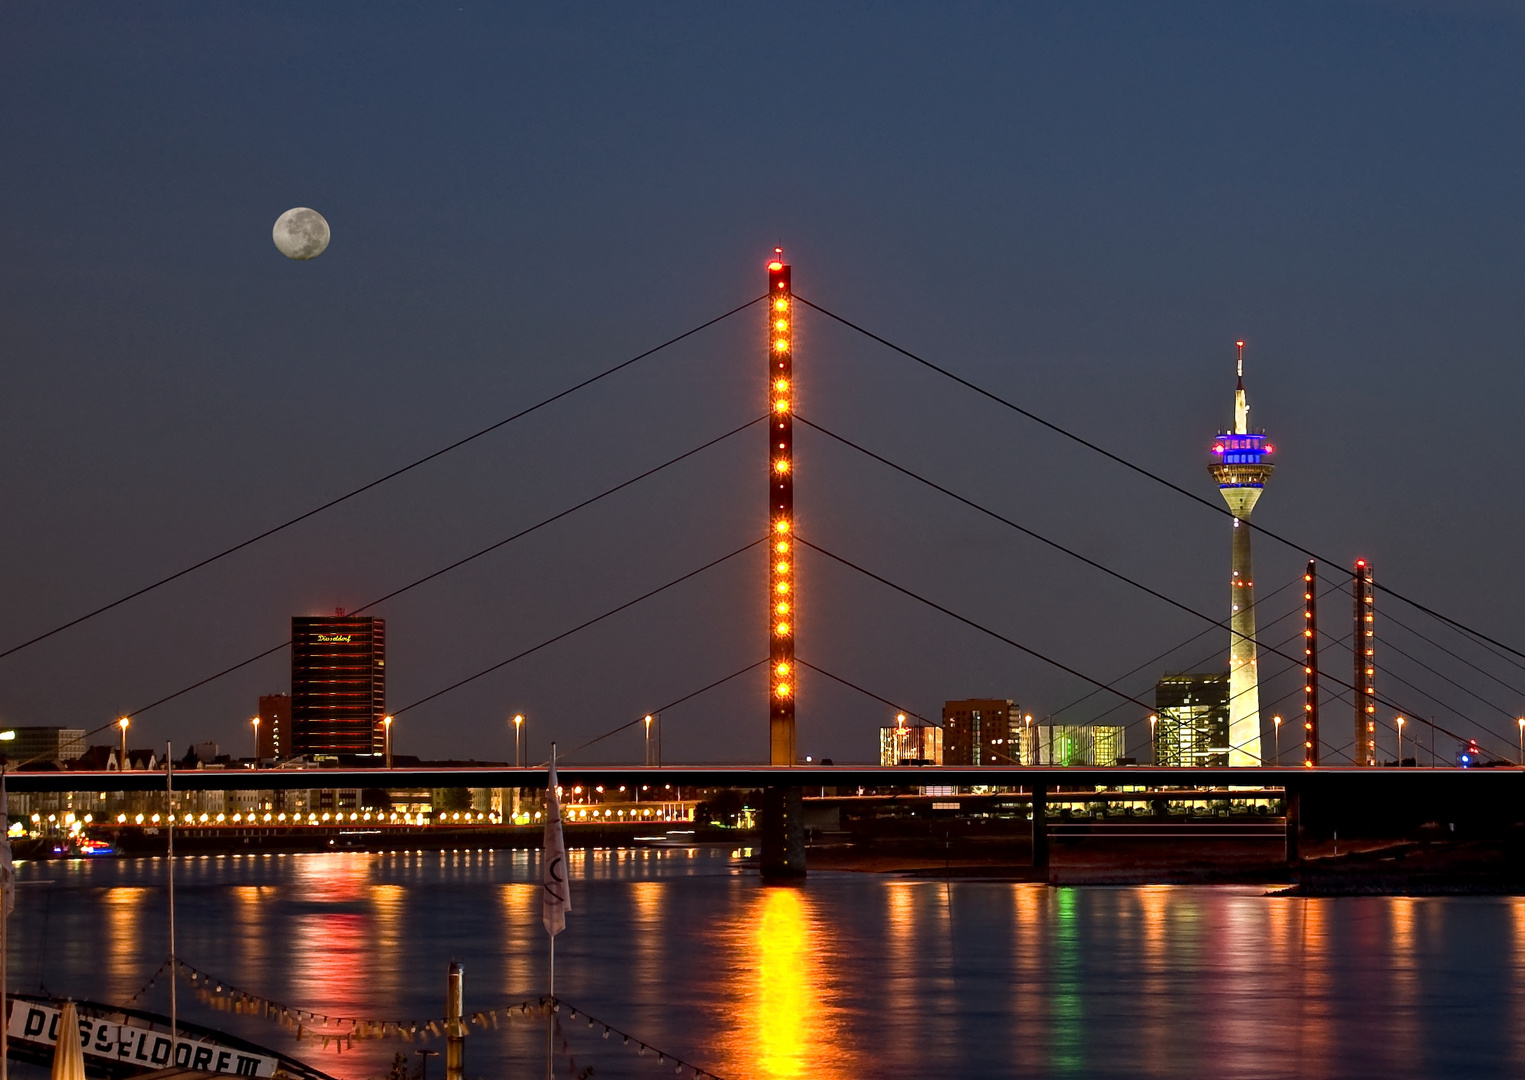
left=1073, top=597, right=1316, bottom=733
left=0, top=295, right=766, bottom=664
left=794, top=418, right=1508, bottom=747
left=796, top=536, right=1486, bottom=754
left=23, top=420, right=765, bottom=767
left=795, top=536, right=1157, bottom=715
left=393, top=536, right=766, bottom=716
left=1379, top=608, right=1525, bottom=698
left=794, top=659, right=939, bottom=728
left=1313, top=563, right=1525, bottom=684
left=557, top=658, right=769, bottom=762
left=794, top=294, right=1525, bottom=665
left=1047, top=578, right=1305, bottom=724
left=798, top=414, right=1278, bottom=656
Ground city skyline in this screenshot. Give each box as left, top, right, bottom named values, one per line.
left=1, top=5, right=1523, bottom=767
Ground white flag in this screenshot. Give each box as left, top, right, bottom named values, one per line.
left=541, top=754, right=569, bottom=937
left=0, top=771, right=13, bottom=916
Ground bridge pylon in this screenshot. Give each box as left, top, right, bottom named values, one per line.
left=767, top=250, right=796, bottom=767
left=762, top=249, right=805, bottom=884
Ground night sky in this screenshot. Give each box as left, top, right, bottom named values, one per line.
left=2, top=3, right=1523, bottom=766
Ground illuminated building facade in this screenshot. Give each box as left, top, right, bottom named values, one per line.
left=1154, top=673, right=1230, bottom=767
left=768, top=251, right=796, bottom=766
left=1034, top=724, right=1127, bottom=766
left=1354, top=560, right=1376, bottom=765
left=942, top=699, right=1022, bottom=765
left=1208, top=341, right=1274, bottom=766
left=879, top=723, right=943, bottom=766
left=1303, top=560, right=1320, bottom=766
left=291, top=614, right=386, bottom=757
left=257, top=693, right=290, bottom=759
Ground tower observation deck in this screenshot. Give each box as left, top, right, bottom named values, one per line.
left=1208, top=341, right=1274, bottom=767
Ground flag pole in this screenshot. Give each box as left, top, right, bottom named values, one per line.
left=2, top=764, right=10, bottom=1080
left=166, top=743, right=177, bottom=1058
left=546, top=741, right=555, bottom=1080
left=541, top=740, right=568, bottom=1080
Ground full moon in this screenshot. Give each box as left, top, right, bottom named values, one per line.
left=272, top=207, right=330, bottom=260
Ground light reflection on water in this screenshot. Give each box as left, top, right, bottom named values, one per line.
left=9, top=852, right=1525, bottom=1079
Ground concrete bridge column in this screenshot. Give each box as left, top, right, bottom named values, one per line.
left=1284, top=783, right=1301, bottom=870
left=1030, top=783, right=1048, bottom=875
left=760, top=786, right=806, bottom=883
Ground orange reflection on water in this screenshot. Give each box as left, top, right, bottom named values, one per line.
left=498, top=883, right=539, bottom=996
left=1133, top=886, right=1172, bottom=1077
left=630, top=880, right=668, bottom=989
left=1009, top=885, right=1048, bottom=1074
left=1511, top=899, right=1525, bottom=1066
left=1291, top=899, right=1334, bottom=1071
left=1388, top=898, right=1419, bottom=1066
left=716, top=888, right=853, bottom=1080
left=105, top=887, right=148, bottom=998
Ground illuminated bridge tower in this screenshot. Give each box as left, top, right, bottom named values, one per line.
left=761, top=249, right=805, bottom=885
left=768, top=250, right=796, bottom=767
left=1208, top=341, right=1275, bottom=767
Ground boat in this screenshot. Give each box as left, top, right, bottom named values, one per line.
left=5, top=994, right=337, bottom=1080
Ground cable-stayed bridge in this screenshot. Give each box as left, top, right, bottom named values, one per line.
left=6, top=250, right=1525, bottom=880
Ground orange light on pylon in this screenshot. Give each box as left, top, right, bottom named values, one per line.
left=767, top=249, right=795, bottom=766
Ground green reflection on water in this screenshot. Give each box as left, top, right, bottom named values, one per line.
left=1051, top=887, right=1085, bottom=1074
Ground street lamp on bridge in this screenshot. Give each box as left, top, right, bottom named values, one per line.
left=383, top=714, right=393, bottom=769
left=117, top=716, right=129, bottom=771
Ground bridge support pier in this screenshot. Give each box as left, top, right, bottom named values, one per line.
left=1284, top=783, right=1301, bottom=871
left=1030, top=783, right=1049, bottom=877
left=445, top=962, right=465, bottom=1080
left=760, top=786, right=806, bottom=884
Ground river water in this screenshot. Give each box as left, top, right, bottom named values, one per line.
left=7, top=848, right=1525, bottom=1080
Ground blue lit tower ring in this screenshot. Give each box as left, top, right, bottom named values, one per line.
left=1207, top=341, right=1274, bottom=767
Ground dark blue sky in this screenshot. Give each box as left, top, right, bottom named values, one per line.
left=2, top=3, right=1523, bottom=764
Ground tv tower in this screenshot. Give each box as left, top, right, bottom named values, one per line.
left=1208, top=341, right=1275, bottom=766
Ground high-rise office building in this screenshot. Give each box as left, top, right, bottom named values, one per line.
left=256, top=693, right=290, bottom=759
left=291, top=613, right=385, bottom=757
left=1154, top=673, right=1230, bottom=767
left=1208, top=342, right=1274, bottom=766
left=942, top=699, right=1021, bottom=765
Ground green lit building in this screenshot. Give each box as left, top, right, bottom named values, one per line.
left=1035, top=724, right=1128, bottom=766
